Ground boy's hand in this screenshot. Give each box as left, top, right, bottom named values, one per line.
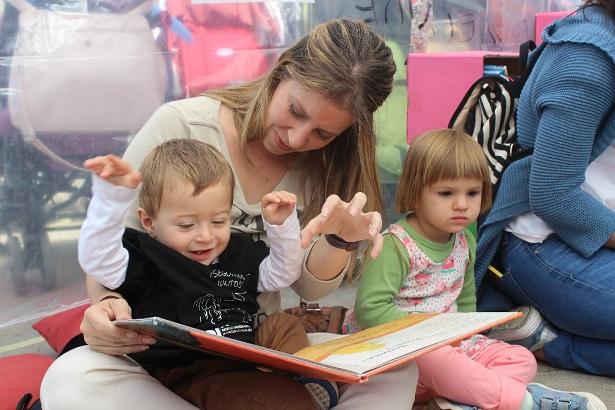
left=84, top=155, right=140, bottom=189
left=261, top=191, right=297, bottom=226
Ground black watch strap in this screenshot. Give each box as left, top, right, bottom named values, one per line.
left=324, top=234, right=360, bottom=251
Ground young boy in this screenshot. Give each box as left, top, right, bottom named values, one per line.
left=79, top=139, right=334, bottom=409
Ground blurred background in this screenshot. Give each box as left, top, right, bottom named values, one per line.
left=0, top=0, right=581, bottom=335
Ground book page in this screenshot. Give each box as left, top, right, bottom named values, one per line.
left=295, top=312, right=519, bottom=374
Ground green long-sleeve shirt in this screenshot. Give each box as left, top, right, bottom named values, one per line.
left=354, top=218, right=477, bottom=329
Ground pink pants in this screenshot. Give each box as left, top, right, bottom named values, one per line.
left=415, top=340, right=537, bottom=410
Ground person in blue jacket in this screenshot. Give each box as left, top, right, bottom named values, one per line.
left=477, top=0, right=615, bottom=377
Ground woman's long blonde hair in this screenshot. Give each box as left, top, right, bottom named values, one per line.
left=205, top=19, right=395, bottom=226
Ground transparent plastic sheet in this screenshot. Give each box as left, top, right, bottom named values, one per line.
left=162, top=1, right=310, bottom=97
left=303, top=0, right=580, bottom=221
left=0, top=0, right=164, bottom=330
left=0, top=58, right=134, bottom=330
left=0, top=0, right=587, bottom=335
left=411, top=0, right=583, bottom=53
left=483, top=0, right=583, bottom=50
left=0, top=0, right=314, bottom=336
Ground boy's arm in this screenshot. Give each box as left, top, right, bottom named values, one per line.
left=257, top=209, right=303, bottom=292
left=354, top=235, right=409, bottom=328
left=456, top=229, right=477, bottom=312
left=79, top=176, right=136, bottom=290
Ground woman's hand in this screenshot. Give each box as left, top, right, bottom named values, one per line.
left=300, top=192, right=383, bottom=259
left=80, top=298, right=155, bottom=355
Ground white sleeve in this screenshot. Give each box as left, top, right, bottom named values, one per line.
left=78, top=175, right=137, bottom=290
left=257, top=208, right=303, bottom=293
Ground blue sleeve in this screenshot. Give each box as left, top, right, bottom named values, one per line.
left=529, top=44, right=615, bottom=256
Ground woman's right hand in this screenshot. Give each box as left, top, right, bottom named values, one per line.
left=300, top=193, right=383, bottom=258
left=80, top=298, right=156, bottom=355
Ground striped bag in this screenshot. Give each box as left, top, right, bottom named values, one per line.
left=448, top=41, right=544, bottom=198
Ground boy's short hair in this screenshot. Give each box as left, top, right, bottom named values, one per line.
left=395, top=128, right=492, bottom=214
left=138, top=139, right=235, bottom=216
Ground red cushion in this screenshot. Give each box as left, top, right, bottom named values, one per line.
left=0, top=354, right=54, bottom=408
left=32, top=304, right=89, bottom=353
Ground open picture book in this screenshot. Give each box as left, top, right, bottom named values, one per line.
left=115, top=311, right=521, bottom=384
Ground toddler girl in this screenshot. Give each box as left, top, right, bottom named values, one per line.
left=343, top=129, right=605, bottom=410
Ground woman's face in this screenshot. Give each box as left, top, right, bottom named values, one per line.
left=263, top=79, right=354, bottom=155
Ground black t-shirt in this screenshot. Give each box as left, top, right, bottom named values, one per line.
left=117, top=228, right=268, bottom=369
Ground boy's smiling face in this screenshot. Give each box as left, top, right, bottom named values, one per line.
left=139, top=179, right=232, bottom=265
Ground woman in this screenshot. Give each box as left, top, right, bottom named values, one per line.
left=41, top=19, right=418, bottom=409
left=476, top=1, right=615, bottom=377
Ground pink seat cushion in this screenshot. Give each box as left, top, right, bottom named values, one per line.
left=0, top=305, right=89, bottom=408
left=0, top=354, right=54, bottom=408
left=32, top=303, right=89, bottom=354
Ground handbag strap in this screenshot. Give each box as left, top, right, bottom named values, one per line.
left=12, top=84, right=87, bottom=172
left=25, top=135, right=88, bottom=172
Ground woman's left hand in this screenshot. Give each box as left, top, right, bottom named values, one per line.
left=300, top=192, right=383, bottom=258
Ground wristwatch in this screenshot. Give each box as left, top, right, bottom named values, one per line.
left=324, top=234, right=360, bottom=252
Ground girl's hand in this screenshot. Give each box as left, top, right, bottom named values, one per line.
left=261, top=191, right=297, bottom=226
left=80, top=298, right=155, bottom=355
left=300, top=192, right=384, bottom=259
left=84, top=155, right=140, bottom=189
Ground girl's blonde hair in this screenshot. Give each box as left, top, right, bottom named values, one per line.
left=204, top=19, right=395, bottom=226
left=396, top=129, right=493, bottom=214
left=138, top=139, right=235, bottom=216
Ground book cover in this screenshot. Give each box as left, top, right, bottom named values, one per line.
left=115, top=311, right=521, bottom=383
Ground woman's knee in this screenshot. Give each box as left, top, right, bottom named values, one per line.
left=41, top=345, right=149, bottom=409
left=40, top=347, right=99, bottom=409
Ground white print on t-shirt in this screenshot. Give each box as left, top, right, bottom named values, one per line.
left=193, top=294, right=253, bottom=326
left=194, top=294, right=222, bottom=325
left=224, top=292, right=246, bottom=302
left=210, top=269, right=247, bottom=289
left=222, top=324, right=253, bottom=335
left=205, top=328, right=223, bottom=336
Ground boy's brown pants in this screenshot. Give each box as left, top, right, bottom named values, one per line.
left=151, top=312, right=315, bottom=410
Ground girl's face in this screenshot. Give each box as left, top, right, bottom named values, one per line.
left=411, top=177, right=483, bottom=244
left=263, top=79, right=354, bottom=155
